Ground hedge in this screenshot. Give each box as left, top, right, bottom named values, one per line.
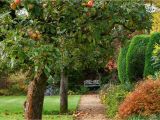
left=126, top=35, right=150, bottom=82
left=117, top=46, right=128, bottom=83
left=144, top=32, right=160, bottom=77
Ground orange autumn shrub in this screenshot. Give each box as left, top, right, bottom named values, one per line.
left=118, top=79, right=160, bottom=119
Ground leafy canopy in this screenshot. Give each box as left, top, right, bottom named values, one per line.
left=0, top=0, right=152, bottom=79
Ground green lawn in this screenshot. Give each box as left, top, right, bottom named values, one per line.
left=0, top=95, right=80, bottom=120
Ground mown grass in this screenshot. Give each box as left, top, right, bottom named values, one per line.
left=0, top=114, right=73, bottom=120
left=0, top=95, right=80, bottom=120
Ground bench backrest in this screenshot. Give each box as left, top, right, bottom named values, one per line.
left=84, top=80, right=100, bottom=87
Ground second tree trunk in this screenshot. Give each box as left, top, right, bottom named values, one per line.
left=60, top=69, right=68, bottom=113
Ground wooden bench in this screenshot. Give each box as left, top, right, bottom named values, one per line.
left=84, top=80, right=100, bottom=87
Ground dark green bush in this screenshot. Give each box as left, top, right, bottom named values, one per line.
left=144, top=32, right=160, bottom=77
left=126, top=35, right=150, bottom=82
left=0, top=84, right=26, bottom=96
left=117, top=47, right=128, bottom=83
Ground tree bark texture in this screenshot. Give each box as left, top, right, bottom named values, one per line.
left=60, top=69, right=68, bottom=113
left=25, top=70, right=47, bottom=120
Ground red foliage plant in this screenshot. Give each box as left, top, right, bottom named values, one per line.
left=106, top=58, right=117, bottom=71
left=118, top=79, right=160, bottom=119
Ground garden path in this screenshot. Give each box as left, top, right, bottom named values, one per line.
left=75, top=94, right=107, bottom=120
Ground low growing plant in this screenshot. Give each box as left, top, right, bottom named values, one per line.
left=128, top=114, right=160, bottom=120
left=100, top=84, right=129, bottom=118
left=118, top=79, right=160, bottom=119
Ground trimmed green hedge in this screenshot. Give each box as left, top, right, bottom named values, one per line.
left=117, top=47, right=128, bottom=83
left=126, top=35, right=150, bottom=82
left=144, top=32, right=160, bottom=77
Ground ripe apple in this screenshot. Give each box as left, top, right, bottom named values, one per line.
left=14, top=0, right=21, bottom=5
left=10, top=2, right=17, bottom=10
left=28, top=29, right=41, bottom=40
left=87, top=0, right=94, bottom=8
left=30, top=33, right=37, bottom=40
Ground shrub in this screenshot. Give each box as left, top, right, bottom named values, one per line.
left=100, top=84, right=128, bottom=118
left=99, top=84, right=111, bottom=104
left=144, top=32, right=160, bottom=77
left=151, top=12, right=160, bottom=33
left=9, top=71, right=28, bottom=92
left=117, top=46, right=128, bottom=83
left=1, top=70, right=28, bottom=95
left=126, top=35, right=150, bottom=82
left=152, top=43, right=160, bottom=74
left=0, top=72, right=8, bottom=89
left=118, top=79, right=160, bottom=119
left=100, top=75, right=110, bottom=85
left=72, top=86, right=89, bottom=95
left=0, top=89, right=11, bottom=96
left=68, top=90, right=76, bottom=95
left=78, top=86, right=89, bottom=94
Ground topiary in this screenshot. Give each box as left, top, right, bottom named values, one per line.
left=117, top=46, right=128, bottom=83
left=126, top=35, right=150, bottom=82
left=144, top=32, right=160, bottom=77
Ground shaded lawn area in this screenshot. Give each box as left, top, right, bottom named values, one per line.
left=0, top=114, right=73, bottom=120
left=0, top=95, right=80, bottom=120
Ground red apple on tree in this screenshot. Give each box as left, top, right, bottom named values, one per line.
left=86, top=0, right=94, bottom=8
left=14, top=0, right=21, bottom=5
left=82, top=0, right=94, bottom=8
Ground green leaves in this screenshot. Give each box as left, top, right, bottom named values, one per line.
left=0, top=0, right=152, bottom=81
left=152, top=44, right=160, bottom=72
left=0, top=12, right=11, bottom=19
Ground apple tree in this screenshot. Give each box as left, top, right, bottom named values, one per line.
left=0, top=0, right=152, bottom=119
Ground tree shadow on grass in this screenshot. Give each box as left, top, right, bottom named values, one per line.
left=43, top=110, right=74, bottom=115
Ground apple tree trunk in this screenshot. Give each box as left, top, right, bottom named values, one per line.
left=24, top=70, right=47, bottom=120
